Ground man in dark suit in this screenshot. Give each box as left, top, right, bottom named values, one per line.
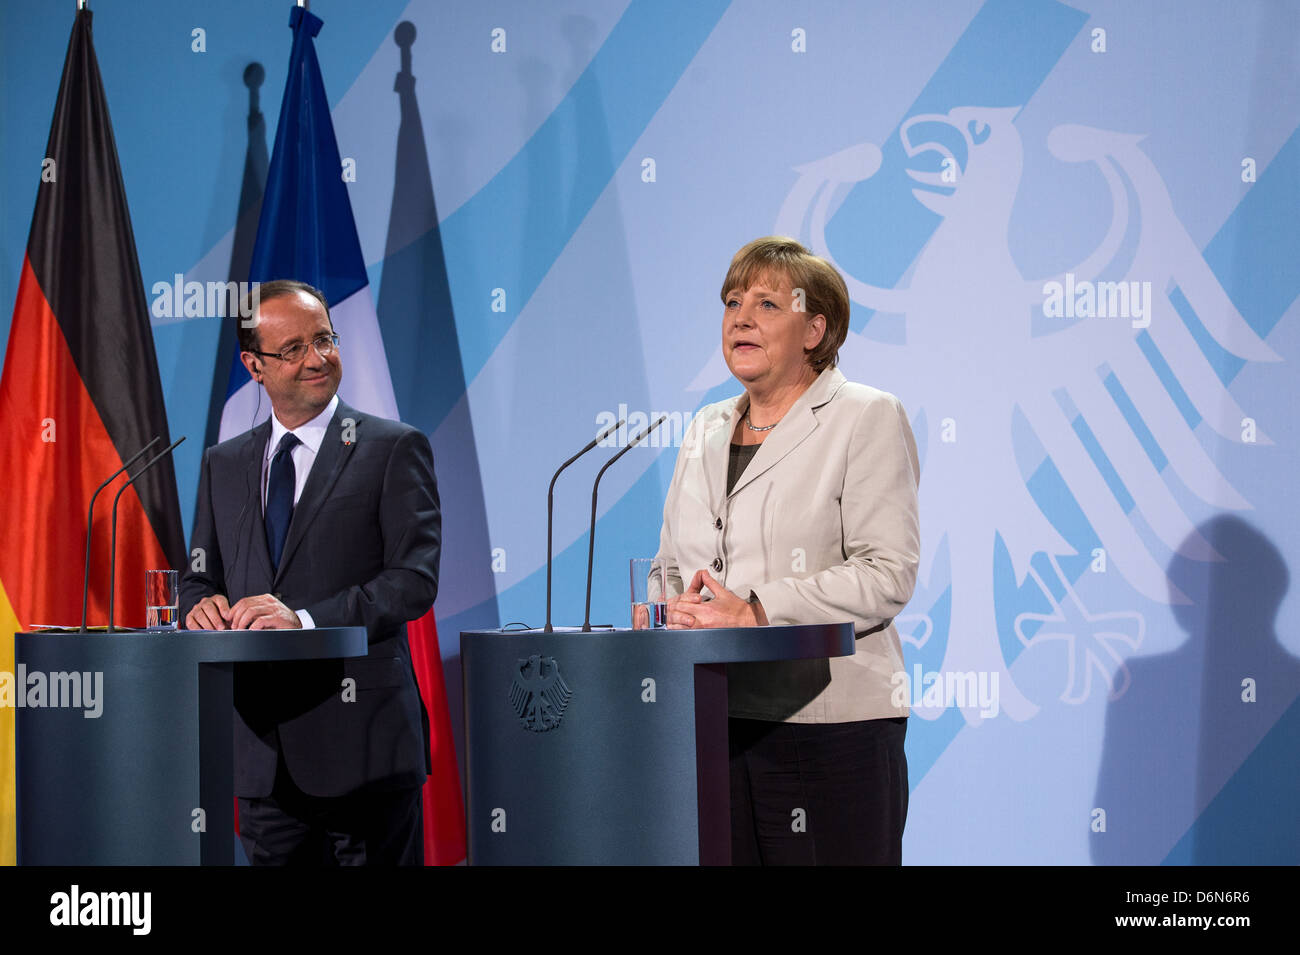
left=180, top=279, right=439, bottom=866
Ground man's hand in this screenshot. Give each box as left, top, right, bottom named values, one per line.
left=666, top=570, right=768, bottom=630
left=186, top=594, right=232, bottom=631
left=229, top=594, right=302, bottom=630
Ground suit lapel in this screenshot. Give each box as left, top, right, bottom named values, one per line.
left=273, top=401, right=358, bottom=587
left=699, top=399, right=739, bottom=517
left=728, top=368, right=846, bottom=499
left=241, top=420, right=275, bottom=586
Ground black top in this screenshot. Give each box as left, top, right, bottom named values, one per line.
left=727, top=442, right=761, bottom=495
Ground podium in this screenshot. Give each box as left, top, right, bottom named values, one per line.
left=13, top=626, right=367, bottom=865
left=461, top=623, right=855, bottom=865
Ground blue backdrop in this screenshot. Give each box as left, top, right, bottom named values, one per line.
left=2, top=0, right=1297, bottom=864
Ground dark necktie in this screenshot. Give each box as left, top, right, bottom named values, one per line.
left=265, top=432, right=301, bottom=572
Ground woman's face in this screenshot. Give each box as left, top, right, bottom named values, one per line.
left=721, top=271, right=825, bottom=394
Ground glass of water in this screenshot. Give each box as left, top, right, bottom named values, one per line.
left=145, top=569, right=179, bottom=630
left=630, top=558, right=667, bottom=630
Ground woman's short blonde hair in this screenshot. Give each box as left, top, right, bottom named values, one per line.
left=719, top=236, right=850, bottom=372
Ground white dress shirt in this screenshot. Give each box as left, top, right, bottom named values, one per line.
left=262, top=393, right=339, bottom=629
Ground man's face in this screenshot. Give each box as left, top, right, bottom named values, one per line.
left=239, top=290, right=342, bottom=428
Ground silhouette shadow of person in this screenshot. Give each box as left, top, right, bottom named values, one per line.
left=1092, top=515, right=1298, bottom=864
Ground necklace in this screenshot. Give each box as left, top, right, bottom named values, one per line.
left=744, top=412, right=777, bottom=432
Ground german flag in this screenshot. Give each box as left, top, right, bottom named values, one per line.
left=0, top=8, right=185, bottom=863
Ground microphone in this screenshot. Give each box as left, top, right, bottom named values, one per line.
left=80, top=436, right=162, bottom=632
left=107, top=436, right=186, bottom=633
left=545, top=418, right=623, bottom=632
left=582, top=415, right=667, bottom=632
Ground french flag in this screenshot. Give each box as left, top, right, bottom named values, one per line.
left=220, top=6, right=397, bottom=437
left=220, top=5, right=465, bottom=866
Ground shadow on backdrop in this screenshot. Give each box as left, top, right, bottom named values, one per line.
left=375, top=22, right=501, bottom=768
left=197, top=61, right=268, bottom=868
left=202, top=62, right=269, bottom=452
left=1092, top=516, right=1299, bottom=864
left=514, top=15, right=658, bottom=629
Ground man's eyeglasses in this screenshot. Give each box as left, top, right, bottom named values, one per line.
left=248, top=333, right=340, bottom=363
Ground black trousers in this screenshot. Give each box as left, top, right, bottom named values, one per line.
left=238, top=752, right=424, bottom=866
left=729, top=716, right=908, bottom=865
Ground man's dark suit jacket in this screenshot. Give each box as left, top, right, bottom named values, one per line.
left=179, top=400, right=440, bottom=798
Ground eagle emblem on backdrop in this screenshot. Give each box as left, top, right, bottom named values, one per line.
left=692, top=106, right=1279, bottom=723
left=509, top=654, right=572, bottom=732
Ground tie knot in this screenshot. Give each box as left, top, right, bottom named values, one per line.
left=275, top=432, right=301, bottom=457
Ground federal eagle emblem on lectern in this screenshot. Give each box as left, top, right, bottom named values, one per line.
left=509, top=654, right=572, bottom=732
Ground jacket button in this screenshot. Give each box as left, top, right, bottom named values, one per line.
left=711, top=557, right=723, bottom=573
left=714, top=517, right=723, bottom=530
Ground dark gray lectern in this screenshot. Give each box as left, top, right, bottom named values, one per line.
left=462, top=623, right=855, bottom=865
left=14, top=627, right=366, bottom=865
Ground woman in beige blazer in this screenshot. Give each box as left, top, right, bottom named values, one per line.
left=655, top=236, right=920, bottom=865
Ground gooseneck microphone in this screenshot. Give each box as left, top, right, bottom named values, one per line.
left=80, top=436, right=162, bottom=632
left=107, top=436, right=186, bottom=632
left=582, top=415, right=667, bottom=632
left=545, top=419, right=624, bottom=632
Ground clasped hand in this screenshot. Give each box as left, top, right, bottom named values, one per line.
left=185, top=593, right=301, bottom=630
left=665, top=569, right=767, bottom=630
